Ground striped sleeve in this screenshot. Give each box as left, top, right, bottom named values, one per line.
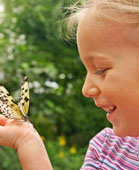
left=80, top=128, right=108, bottom=170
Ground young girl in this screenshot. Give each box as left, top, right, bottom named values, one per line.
left=67, top=0, right=139, bottom=169
left=0, top=0, right=139, bottom=169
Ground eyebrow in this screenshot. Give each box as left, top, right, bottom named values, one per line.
left=82, top=52, right=109, bottom=61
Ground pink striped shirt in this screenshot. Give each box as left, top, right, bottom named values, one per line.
left=81, top=128, right=139, bottom=170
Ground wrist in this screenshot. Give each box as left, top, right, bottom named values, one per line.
left=16, top=129, right=53, bottom=170
left=15, top=124, right=43, bottom=150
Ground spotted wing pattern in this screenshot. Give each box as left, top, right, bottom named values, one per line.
left=0, top=76, right=30, bottom=121
left=18, top=75, right=30, bottom=117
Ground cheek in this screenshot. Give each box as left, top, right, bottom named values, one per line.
left=101, top=73, right=123, bottom=97
left=101, top=71, right=129, bottom=105
left=102, top=72, right=139, bottom=107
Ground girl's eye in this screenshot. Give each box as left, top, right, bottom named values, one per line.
left=95, top=68, right=109, bottom=75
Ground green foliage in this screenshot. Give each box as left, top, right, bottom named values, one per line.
left=0, top=136, right=86, bottom=170
left=0, top=146, right=21, bottom=170
left=0, top=0, right=111, bottom=169
left=46, top=138, right=85, bottom=170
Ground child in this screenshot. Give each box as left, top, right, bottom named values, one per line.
left=0, top=0, right=139, bottom=169
left=66, top=0, right=139, bottom=169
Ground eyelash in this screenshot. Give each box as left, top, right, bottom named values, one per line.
left=95, top=68, right=109, bottom=75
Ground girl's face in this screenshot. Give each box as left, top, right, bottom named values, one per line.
left=77, top=10, right=139, bottom=137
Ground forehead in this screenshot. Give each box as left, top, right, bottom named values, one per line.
left=77, top=8, right=139, bottom=48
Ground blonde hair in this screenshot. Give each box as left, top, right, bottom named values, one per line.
left=66, top=0, right=139, bottom=38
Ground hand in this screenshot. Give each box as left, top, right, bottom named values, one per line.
left=0, top=114, right=36, bottom=149
left=0, top=115, right=53, bottom=170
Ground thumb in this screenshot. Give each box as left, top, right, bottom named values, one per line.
left=0, top=115, right=8, bottom=126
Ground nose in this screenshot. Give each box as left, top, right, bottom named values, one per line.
left=82, top=73, right=100, bottom=98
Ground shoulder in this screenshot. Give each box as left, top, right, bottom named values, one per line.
left=80, top=128, right=114, bottom=169
left=89, top=127, right=115, bottom=149
left=95, top=128, right=138, bottom=168
left=88, top=128, right=114, bottom=154
left=81, top=128, right=138, bottom=170
left=94, top=127, right=115, bottom=138
left=89, top=127, right=137, bottom=153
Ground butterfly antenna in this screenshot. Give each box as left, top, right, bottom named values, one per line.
left=24, top=75, right=28, bottom=82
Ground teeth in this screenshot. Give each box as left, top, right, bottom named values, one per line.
left=103, top=106, right=116, bottom=112
left=109, top=106, right=115, bottom=111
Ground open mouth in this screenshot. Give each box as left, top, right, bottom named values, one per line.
left=108, top=106, right=117, bottom=114
left=106, top=106, right=117, bottom=123
left=102, top=105, right=117, bottom=113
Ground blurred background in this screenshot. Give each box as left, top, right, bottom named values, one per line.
left=0, top=0, right=111, bottom=169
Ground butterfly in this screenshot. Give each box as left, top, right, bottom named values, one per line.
left=0, top=75, right=30, bottom=121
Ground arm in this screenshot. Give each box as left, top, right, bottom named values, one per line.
left=0, top=115, right=53, bottom=170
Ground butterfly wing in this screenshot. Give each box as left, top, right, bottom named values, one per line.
left=0, top=84, right=23, bottom=119
left=18, top=75, right=30, bottom=117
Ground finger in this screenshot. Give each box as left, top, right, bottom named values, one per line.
left=0, top=115, right=8, bottom=126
